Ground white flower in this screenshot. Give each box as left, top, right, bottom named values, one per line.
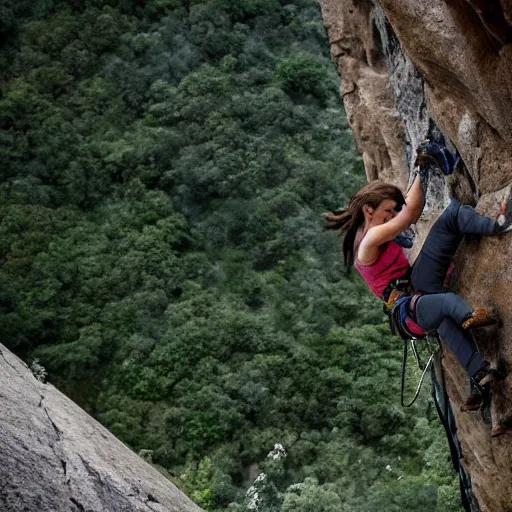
left=386, top=464, right=392, bottom=472
left=245, top=472, right=267, bottom=511
left=254, top=473, right=267, bottom=484
left=246, top=485, right=260, bottom=510
left=267, top=443, right=287, bottom=460
left=287, top=483, right=304, bottom=493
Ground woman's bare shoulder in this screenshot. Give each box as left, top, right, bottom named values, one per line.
left=355, top=228, right=380, bottom=266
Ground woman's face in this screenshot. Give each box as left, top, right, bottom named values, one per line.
left=367, top=199, right=399, bottom=225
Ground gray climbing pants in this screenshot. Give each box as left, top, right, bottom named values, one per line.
left=411, top=199, right=496, bottom=377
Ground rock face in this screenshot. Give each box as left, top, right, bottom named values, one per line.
left=0, top=344, right=203, bottom=512
left=319, top=0, right=512, bottom=510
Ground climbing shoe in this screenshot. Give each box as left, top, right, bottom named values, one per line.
left=461, top=362, right=507, bottom=412
left=461, top=366, right=498, bottom=412
left=494, top=193, right=512, bottom=234
left=490, top=418, right=512, bottom=437
left=415, top=140, right=456, bottom=176
left=461, top=307, right=499, bottom=330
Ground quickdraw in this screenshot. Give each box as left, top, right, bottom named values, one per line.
left=401, top=334, right=441, bottom=407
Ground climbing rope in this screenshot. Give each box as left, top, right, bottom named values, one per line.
left=400, top=333, right=441, bottom=407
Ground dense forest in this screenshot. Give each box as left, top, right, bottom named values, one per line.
left=0, top=0, right=461, bottom=510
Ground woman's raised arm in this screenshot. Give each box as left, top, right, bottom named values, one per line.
left=362, top=174, right=425, bottom=249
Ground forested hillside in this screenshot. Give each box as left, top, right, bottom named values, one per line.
left=0, top=1, right=460, bottom=510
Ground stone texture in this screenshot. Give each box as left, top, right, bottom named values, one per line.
left=377, top=0, right=512, bottom=193
left=319, top=0, right=409, bottom=189
left=320, top=1, right=512, bottom=510
left=0, top=344, right=203, bottom=512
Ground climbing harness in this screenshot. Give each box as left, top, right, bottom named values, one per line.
left=385, top=286, right=427, bottom=342
left=382, top=276, right=411, bottom=306
left=382, top=275, right=412, bottom=334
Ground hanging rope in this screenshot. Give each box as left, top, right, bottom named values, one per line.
left=400, top=333, right=441, bottom=407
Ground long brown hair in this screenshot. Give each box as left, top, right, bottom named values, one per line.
left=324, top=180, right=405, bottom=266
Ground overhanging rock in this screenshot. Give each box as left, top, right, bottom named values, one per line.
left=319, top=1, right=512, bottom=510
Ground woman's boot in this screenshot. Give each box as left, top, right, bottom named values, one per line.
left=462, top=363, right=506, bottom=412
left=461, top=307, right=499, bottom=330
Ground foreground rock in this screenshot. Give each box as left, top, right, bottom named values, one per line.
left=320, top=0, right=512, bottom=510
left=0, top=343, right=202, bottom=512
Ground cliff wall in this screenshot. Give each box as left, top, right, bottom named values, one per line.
left=319, top=0, right=512, bottom=510
left=0, top=343, right=203, bottom=512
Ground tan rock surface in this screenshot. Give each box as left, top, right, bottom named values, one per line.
left=320, top=0, right=512, bottom=510
left=0, top=343, right=203, bottom=512
left=319, top=0, right=409, bottom=189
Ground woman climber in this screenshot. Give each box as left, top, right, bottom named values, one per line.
left=325, top=141, right=511, bottom=411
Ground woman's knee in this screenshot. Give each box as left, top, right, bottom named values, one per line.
left=442, top=292, right=472, bottom=323
left=442, top=292, right=459, bottom=309
left=457, top=205, right=476, bottom=231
